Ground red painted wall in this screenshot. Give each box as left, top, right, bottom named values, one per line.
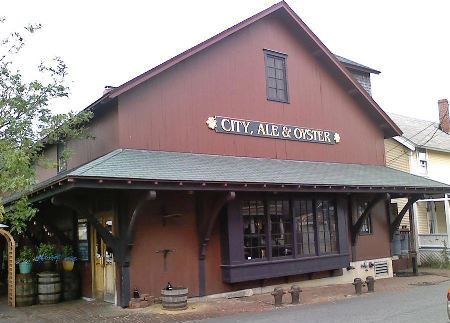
left=353, top=201, right=391, bottom=260
left=118, top=14, right=385, bottom=165
left=129, top=192, right=200, bottom=297
left=35, top=105, right=119, bottom=183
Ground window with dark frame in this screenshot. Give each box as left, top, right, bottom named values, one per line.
left=316, top=199, right=338, bottom=254
left=57, top=142, right=67, bottom=173
left=295, top=199, right=316, bottom=256
left=354, top=200, right=373, bottom=235
left=241, top=198, right=338, bottom=261
left=268, top=200, right=292, bottom=258
left=242, top=200, right=266, bottom=260
left=264, top=50, right=288, bottom=103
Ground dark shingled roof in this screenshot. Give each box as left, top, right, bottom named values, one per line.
left=389, top=113, right=450, bottom=153
left=335, top=55, right=381, bottom=74
left=66, top=149, right=447, bottom=188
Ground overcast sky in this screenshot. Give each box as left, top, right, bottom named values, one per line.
left=3, top=0, right=449, bottom=122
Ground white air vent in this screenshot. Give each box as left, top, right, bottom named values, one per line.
left=374, top=260, right=389, bottom=277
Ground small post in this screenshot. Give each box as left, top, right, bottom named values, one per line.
left=353, top=278, right=363, bottom=295
left=271, top=287, right=285, bottom=306
left=288, top=285, right=302, bottom=304
left=365, top=276, right=375, bottom=292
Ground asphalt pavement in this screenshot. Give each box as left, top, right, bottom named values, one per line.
left=194, top=280, right=450, bottom=323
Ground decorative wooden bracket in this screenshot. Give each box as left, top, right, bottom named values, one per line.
left=126, top=190, right=157, bottom=248
left=51, top=196, right=120, bottom=256
left=198, top=191, right=235, bottom=260
left=390, top=195, right=422, bottom=239
left=351, top=193, right=388, bottom=245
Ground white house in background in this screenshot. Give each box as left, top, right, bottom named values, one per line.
left=385, top=99, right=450, bottom=264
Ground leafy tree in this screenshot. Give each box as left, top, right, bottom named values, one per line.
left=0, top=18, right=92, bottom=234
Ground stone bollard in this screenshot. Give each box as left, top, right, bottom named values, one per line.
left=366, top=276, right=375, bottom=292
left=353, top=278, right=363, bottom=295
left=288, top=285, right=302, bottom=304
left=271, top=287, right=286, bottom=306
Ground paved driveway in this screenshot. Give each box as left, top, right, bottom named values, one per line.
left=1, top=273, right=449, bottom=323
left=195, top=280, right=450, bottom=323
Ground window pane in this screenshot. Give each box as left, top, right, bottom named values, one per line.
left=295, top=199, right=316, bottom=256
left=317, top=199, right=338, bottom=254
left=268, top=78, right=277, bottom=88
left=277, top=90, right=286, bottom=101
left=275, top=69, right=284, bottom=79
left=242, top=200, right=266, bottom=260
left=267, top=57, right=275, bottom=67
left=354, top=200, right=372, bottom=234
left=268, top=200, right=292, bottom=258
left=276, top=79, right=285, bottom=90
left=275, top=58, right=284, bottom=69
left=267, top=67, right=275, bottom=78
left=268, top=88, right=277, bottom=100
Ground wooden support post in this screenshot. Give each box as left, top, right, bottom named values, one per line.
left=197, top=192, right=235, bottom=296
left=409, top=203, right=418, bottom=275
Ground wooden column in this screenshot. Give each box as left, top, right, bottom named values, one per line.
left=197, top=192, right=235, bottom=297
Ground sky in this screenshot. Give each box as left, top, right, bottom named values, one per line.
left=2, top=0, right=450, bottom=122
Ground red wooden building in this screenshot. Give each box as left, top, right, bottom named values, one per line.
left=8, top=1, right=449, bottom=307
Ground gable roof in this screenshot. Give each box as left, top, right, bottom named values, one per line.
left=90, top=1, right=400, bottom=138
left=389, top=113, right=450, bottom=153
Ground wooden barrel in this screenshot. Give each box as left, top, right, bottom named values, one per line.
left=16, top=274, right=36, bottom=307
left=37, top=272, right=61, bottom=304
left=62, top=271, right=80, bottom=301
left=161, top=287, right=188, bottom=310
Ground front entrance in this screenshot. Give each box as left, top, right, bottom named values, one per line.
left=92, top=212, right=116, bottom=303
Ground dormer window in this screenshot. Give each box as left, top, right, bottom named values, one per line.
left=417, top=148, right=427, bottom=175
left=57, top=142, right=67, bottom=173
left=264, top=49, right=289, bottom=103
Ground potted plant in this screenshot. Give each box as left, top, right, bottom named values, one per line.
left=17, top=246, right=34, bottom=274
left=35, top=243, right=58, bottom=271
left=61, top=245, right=77, bottom=271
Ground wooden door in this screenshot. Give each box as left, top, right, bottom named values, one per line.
left=92, top=213, right=116, bottom=303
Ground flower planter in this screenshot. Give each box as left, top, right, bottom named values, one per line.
left=18, top=262, right=32, bottom=274
left=62, top=260, right=74, bottom=272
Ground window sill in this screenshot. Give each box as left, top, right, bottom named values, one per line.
left=221, top=253, right=349, bottom=283
left=267, top=97, right=289, bottom=104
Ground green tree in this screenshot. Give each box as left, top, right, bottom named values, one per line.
left=0, top=18, right=92, bottom=234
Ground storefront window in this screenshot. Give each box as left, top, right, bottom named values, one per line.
left=295, top=199, right=316, bottom=256
left=242, top=200, right=266, bottom=260
left=241, top=197, right=338, bottom=261
left=269, top=200, right=292, bottom=257
left=317, top=199, right=338, bottom=254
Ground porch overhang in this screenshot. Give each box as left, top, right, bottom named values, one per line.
left=6, top=149, right=450, bottom=205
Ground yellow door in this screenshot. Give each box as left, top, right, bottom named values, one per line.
left=92, top=212, right=116, bottom=303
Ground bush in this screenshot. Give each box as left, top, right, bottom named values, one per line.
left=17, top=246, right=34, bottom=263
